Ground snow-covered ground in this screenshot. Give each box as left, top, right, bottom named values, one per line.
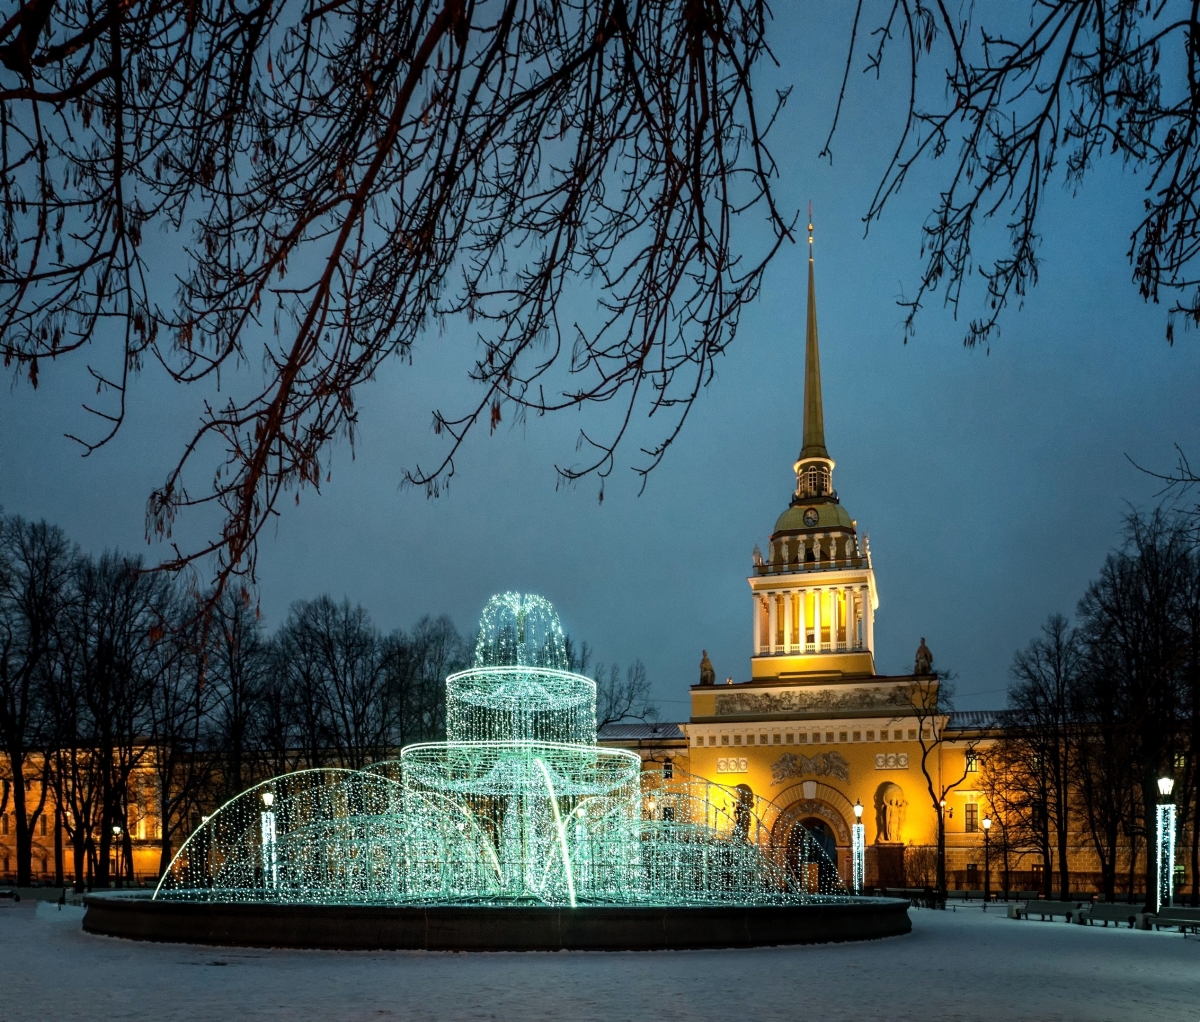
left=2, top=900, right=1198, bottom=1021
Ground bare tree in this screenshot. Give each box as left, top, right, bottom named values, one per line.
left=979, top=740, right=1023, bottom=898
left=57, top=552, right=172, bottom=886
left=827, top=2, right=1200, bottom=348
left=594, top=658, right=656, bottom=729
left=1074, top=624, right=1142, bottom=901
left=390, top=615, right=466, bottom=745
left=207, top=589, right=270, bottom=800
left=1007, top=614, right=1079, bottom=900
left=0, top=515, right=74, bottom=884
left=146, top=602, right=212, bottom=876
left=903, top=671, right=977, bottom=907
left=0, top=0, right=790, bottom=596
left=1078, top=510, right=1190, bottom=910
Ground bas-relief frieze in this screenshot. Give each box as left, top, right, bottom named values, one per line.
left=713, top=686, right=912, bottom=717
left=769, top=751, right=850, bottom=785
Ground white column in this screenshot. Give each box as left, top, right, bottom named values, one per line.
left=850, top=589, right=861, bottom=650
left=752, top=596, right=762, bottom=655
left=798, top=589, right=808, bottom=652
left=863, top=585, right=874, bottom=652
left=813, top=589, right=823, bottom=652
left=846, top=586, right=855, bottom=648
left=783, top=591, right=793, bottom=652
left=768, top=594, right=778, bottom=654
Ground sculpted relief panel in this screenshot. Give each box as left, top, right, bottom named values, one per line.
left=714, top=686, right=912, bottom=717
left=770, top=751, right=850, bottom=785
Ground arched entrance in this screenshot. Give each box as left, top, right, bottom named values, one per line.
left=771, top=781, right=855, bottom=891
left=785, top=817, right=839, bottom=892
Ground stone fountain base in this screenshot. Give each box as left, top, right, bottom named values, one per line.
left=83, top=893, right=910, bottom=950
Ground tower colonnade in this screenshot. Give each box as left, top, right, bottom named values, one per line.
left=754, top=585, right=874, bottom=656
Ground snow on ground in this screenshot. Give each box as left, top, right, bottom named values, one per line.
left=2, top=900, right=1198, bottom=1022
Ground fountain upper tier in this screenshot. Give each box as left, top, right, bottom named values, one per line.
left=445, top=666, right=597, bottom=744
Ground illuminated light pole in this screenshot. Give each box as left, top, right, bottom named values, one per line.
left=981, top=816, right=992, bottom=908
left=1156, top=776, right=1176, bottom=913
left=261, top=790, right=278, bottom=891
left=851, top=799, right=865, bottom=895
left=112, top=824, right=123, bottom=887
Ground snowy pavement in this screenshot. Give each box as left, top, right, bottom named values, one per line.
left=2, top=899, right=1198, bottom=1021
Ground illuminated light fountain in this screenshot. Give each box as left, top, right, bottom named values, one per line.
left=84, top=595, right=910, bottom=948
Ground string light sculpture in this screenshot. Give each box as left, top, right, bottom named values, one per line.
left=155, top=594, right=849, bottom=907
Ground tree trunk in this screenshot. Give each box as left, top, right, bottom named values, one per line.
left=1057, top=820, right=1070, bottom=900
left=1191, top=800, right=1199, bottom=906
left=95, top=819, right=111, bottom=887
left=53, top=807, right=63, bottom=887
left=9, top=768, right=32, bottom=886
left=122, top=828, right=134, bottom=884
left=1127, top=832, right=1139, bottom=901
left=1041, top=817, right=1053, bottom=900
left=1143, top=777, right=1158, bottom=912
left=72, top=829, right=85, bottom=891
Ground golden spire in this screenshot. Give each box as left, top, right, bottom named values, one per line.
left=798, top=205, right=829, bottom=463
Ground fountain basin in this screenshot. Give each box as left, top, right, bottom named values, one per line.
left=83, top=892, right=911, bottom=950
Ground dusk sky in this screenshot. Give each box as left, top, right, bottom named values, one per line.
left=4, top=6, right=1199, bottom=722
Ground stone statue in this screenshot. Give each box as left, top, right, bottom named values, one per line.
left=699, top=650, right=716, bottom=686
left=752, top=544, right=763, bottom=567
left=914, top=637, right=934, bottom=676
left=874, top=781, right=907, bottom=843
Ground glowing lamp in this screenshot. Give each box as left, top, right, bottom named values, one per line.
left=1158, top=776, right=1175, bottom=798
left=850, top=800, right=865, bottom=895
left=981, top=816, right=991, bottom=831
left=262, top=790, right=275, bottom=808
left=112, top=824, right=122, bottom=837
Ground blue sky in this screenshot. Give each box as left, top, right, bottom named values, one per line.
left=3, top=5, right=1198, bottom=721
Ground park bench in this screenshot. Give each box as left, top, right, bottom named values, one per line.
left=1078, top=902, right=1138, bottom=928
left=0, top=889, right=19, bottom=902
left=1013, top=899, right=1083, bottom=922
left=1151, top=907, right=1200, bottom=934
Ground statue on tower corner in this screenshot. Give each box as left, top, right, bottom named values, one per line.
left=699, top=650, right=716, bottom=686
left=914, top=637, right=934, bottom=676
left=751, top=544, right=763, bottom=567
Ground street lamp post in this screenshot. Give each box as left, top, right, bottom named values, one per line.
left=260, top=790, right=278, bottom=891
left=1156, top=776, right=1176, bottom=913
left=851, top=799, right=865, bottom=895
left=981, top=816, right=992, bottom=908
left=112, top=824, right=123, bottom=888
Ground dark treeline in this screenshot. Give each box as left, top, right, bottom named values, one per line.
left=988, top=511, right=1200, bottom=908
left=0, top=512, right=652, bottom=889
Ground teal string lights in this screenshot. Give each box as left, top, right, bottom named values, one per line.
left=155, top=593, right=849, bottom=907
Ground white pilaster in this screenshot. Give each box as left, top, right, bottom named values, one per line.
left=752, top=596, right=762, bottom=655
left=768, top=594, right=778, bottom=654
